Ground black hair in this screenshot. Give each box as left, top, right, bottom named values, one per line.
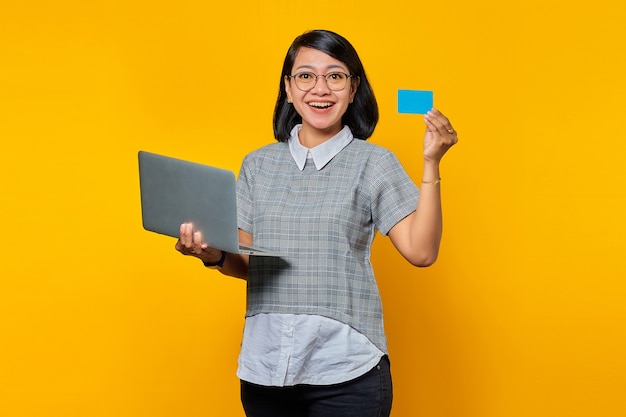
left=272, top=30, right=379, bottom=142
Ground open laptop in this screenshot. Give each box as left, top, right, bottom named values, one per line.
left=138, top=150, right=280, bottom=257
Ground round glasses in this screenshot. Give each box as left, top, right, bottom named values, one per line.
left=289, top=71, right=354, bottom=92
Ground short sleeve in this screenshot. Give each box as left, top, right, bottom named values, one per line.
left=370, top=151, right=419, bottom=235
left=236, top=155, right=254, bottom=234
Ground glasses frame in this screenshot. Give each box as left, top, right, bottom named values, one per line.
left=289, top=71, right=355, bottom=92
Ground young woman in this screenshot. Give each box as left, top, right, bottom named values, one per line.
left=176, top=29, right=458, bottom=417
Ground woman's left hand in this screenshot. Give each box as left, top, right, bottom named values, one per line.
left=423, top=109, right=458, bottom=163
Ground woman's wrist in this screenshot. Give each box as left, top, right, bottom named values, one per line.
left=202, top=250, right=226, bottom=268
left=422, top=162, right=441, bottom=183
left=198, top=247, right=224, bottom=263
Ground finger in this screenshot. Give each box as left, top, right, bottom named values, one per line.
left=423, top=115, right=443, bottom=135
left=423, top=114, right=436, bottom=128
left=179, top=223, right=188, bottom=247
left=193, top=231, right=204, bottom=254
left=429, top=108, right=450, bottom=124
left=430, top=108, right=446, bottom=118
left=180, top=222, right=194, bottom=248
left=425, top=110, right=451, bottom=133
left=424, top=111, right=443, bottom=132
left=427, top=111, right=457, bottom=139
left=427, top=108, right=451, bottom=126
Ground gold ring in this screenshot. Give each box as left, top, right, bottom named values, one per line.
left=447, top=128, right=455, bottom=134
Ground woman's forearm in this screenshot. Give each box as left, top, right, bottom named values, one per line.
left=410, top=161, right=443, bottom=265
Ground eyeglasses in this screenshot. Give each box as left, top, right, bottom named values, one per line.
left=289, top=71, right=354, bottom=92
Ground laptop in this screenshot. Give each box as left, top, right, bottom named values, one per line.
left=138, top=150, right=280, bottom=257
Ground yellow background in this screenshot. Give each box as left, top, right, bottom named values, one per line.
left=1, top=0, right=625, bottom=416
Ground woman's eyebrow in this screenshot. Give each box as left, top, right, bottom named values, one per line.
left=294, top=64, right=347, bottom=72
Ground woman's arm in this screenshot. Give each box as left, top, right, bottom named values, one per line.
left=387, top=109, right=457, bottom=267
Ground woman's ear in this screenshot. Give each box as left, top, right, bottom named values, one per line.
left=350, top=76, right=360, bottom=103
left=284, top=75, right=293, bottom=103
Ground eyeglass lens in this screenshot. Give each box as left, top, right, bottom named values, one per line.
left=292, top=72, right=349, bottom=91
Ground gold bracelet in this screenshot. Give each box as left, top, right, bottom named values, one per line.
left=421, top=178, right=441, bottom=185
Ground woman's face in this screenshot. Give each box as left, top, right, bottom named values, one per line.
left=285, top=47, right=358, bottom=144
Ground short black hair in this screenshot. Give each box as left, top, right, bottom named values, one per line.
left=273, top=30, right=379, bottom=142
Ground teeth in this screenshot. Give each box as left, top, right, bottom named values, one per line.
left=309, top=102, right=333, bottom=108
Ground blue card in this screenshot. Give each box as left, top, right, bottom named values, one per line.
left=398, top=90, right=434, bottom=114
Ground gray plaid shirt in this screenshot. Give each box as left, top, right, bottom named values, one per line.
left=236, top=126, right=419, bottom=352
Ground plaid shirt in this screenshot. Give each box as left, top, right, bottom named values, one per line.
left=237, top=126, right=419, bottom=353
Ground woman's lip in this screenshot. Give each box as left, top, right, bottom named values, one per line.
left=307, top=101, right=335, bottom=108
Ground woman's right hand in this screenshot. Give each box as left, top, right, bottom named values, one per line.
left=175, top=222, right=224, bottom=264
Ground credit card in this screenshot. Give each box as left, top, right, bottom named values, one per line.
left=398, top=90, right=434, bottom=114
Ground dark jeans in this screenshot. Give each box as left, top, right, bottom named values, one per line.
left=240, top=355, right=393, bottom=417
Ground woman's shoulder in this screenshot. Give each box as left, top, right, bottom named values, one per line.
left=240, top=141, right=290, bottom=173
left=343, top=139, right=412, bottom=183
left=345, top=138, right=397, bottom=162
left=350, top=138, right=388, bottom=150
left=243, top=141, right=288, bottom=161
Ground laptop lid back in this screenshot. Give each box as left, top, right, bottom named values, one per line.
left=138, top=151, right=240, bottom=254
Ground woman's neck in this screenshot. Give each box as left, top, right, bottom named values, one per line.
left=298, top=125, right=342, bottom=148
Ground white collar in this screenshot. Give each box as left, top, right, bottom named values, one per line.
left=288, top=125, right=354, bottom=171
